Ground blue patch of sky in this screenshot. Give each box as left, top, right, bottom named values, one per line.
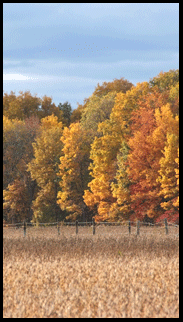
left=3, top=3, right=179, bottom=109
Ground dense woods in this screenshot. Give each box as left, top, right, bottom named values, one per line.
left=3, top=70, right=179, bottom=223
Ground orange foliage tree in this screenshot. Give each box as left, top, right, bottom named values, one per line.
left=127, top=95, right=179, bottom=221
left=84, top=82, right=152, bottom=221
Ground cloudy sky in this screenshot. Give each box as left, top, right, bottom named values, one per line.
left=3, top=3, right=179, bottom=110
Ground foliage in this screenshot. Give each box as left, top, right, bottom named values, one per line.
left=3, top=91, right=41, bottom=120
left=57, top=123, right=92, bottom=221
left=84, top=82, right=152, bottom=221
left=58, top=101, right=72, bottom=127
left=127, top=98, right=179, bottom=220
left=80, top=91, right=117, bottom=138
left=111, top=142, right=132, bottom=220
left=3, top=116, right=40, bottom=222
left=157, top=134, right=179, bottom=211
left=27, top=115, right=64, bottom=222
left=3, top=71, right=179, bottom=223
left=3, top=91, right=73, bottom=123
left=93, top=77, right=134, bottom=98
left=149, top=69, right=179, bottom=92
left=3, top=179, right=30, bottom=222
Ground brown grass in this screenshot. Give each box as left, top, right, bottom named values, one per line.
left=3, top=226, right=179, bottom=318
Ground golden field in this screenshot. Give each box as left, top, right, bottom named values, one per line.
left=3, top=225, right=179, bottom=318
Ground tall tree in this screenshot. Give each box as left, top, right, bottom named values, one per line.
left=149, top=69, right=179, bottom=92
left=173, top=148, right=179, bottom=210
left=58, top=101, right=72, bottom=127
left=111, top=141, right=132, bottom=220
left=28, top=115, right=64, bottom=222
left=71, top=77, right=134, bottom=125
left=3, top=179, right=31, bottom=222
left=84, top=82, right=151, bottom=221
left=38, top=95, right=59, bottom=119
left=93, top=77, right=134, bottom=98
left=80, top=91, right=117, bottom=138
left=57, top=123, right=92, bottom=221
left=3, top=116, right=40, bottom=222
left=157, top=133, right=179, bottom=212
left=127, top=101, right=179, bottom=220
left=3, top=91, right=41, bottom=120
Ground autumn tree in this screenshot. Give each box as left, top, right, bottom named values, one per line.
left=28, top=115, right=64, bottom=223
left=111, top=142, right=132, bottom=220
left=84, top=82, right=151, bottom=221
left=127, top=100, right=179, bottom=221
left=173, top=148, right=179, bottom=210
left=149, top=69, right=179, bottom=92
left=93, top=77, right=134, bottom=98
left=80, top=91, right=117, bottom=138
left=3, top=69, right=179, bottom=223
left=3, top=116, right=40, bottom=222
left=3, top=91, right=41, bottom=120
left=71, top=77, right=134, bottom=125
left=149, top=69, right=179, bottom=117
left=57, top=123, right=93, bottom=221
left=3, top=179, right=31, bottom=222
left=70, top=103, right=84, bottom=124
left=3, top=91, right=17, bottom=116
left=157, top=134, right=179, bottom=212
left=38, top=95, right=59, bottom=119
left=3, top=91, right=65, bottom=121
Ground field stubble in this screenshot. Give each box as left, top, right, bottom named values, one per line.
left=3, top=225, right=179, bottom=318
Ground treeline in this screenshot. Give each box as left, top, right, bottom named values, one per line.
left=3, top=70, right=179, bottom=224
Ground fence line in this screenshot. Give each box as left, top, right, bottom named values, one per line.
left=3, top=218, right=179, bottom=237
left=3, top=220, right=179, bottom=227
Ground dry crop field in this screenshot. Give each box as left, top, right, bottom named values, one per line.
left=3, top=226, right=179, bottom=318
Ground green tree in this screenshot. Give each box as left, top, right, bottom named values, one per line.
left=58, top=101, right=72, bottom=127
left=38, top=95, right=59, bottom=119
left=149, top=69, right=179, bottom=92
left=80, top=91, right=117, bottom=138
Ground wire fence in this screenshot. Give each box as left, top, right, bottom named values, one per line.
left=3, top=218, right=179, bottom=239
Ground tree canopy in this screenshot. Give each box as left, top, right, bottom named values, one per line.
left=3, top=70, right=179, bottom=224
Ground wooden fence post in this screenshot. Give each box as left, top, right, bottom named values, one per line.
left=164, top=218, right=168, bottom=235
left=92, top=217, right=95, bottom=235
left=137, top=220, right=140, bottom=236
left=128, top=220, right=131, bottom=234
left=57, top=221, right=60, bottom=236
left=76, top=220, right=78, bottom=235
left=23, top=221, right=26, bottom=237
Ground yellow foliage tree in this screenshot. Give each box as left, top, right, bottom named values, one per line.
left=173, top=148, right=179, bottom=209
left=3, top=91, right=41, bottom=120
left=3, top=179, right=30, bottom=222
left=111, top=142, right=132, bottom=220
left=84, top=82, right=151, bottom=221
left=57, top=123, right=92, bottom=221
left=158, top=134, right=179, bottom=211
left=28, top=115, right=64, bottom=222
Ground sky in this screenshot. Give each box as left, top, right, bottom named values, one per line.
left=3, top=3, right=179, bottom=110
